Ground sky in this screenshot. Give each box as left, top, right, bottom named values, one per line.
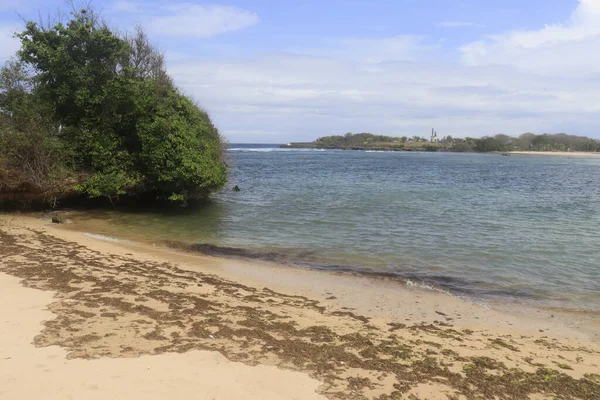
left=1, top=0, right=600, bottom=143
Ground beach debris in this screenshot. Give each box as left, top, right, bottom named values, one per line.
left=233, top=185, right=241, bottom=192
left=208, top=334, right=216, bottom=339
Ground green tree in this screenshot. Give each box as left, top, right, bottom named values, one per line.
left=517, top=132, right=536, bottom=150
left=8, top=8, right=227, bottom=204
left=0, top=59, right=72, bottom=204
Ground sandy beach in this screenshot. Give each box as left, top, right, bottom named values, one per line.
left=1, top=214, right=599, bottom=399
left=508, top=151, right=600, bottom=157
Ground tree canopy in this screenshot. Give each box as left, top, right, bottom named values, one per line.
left=0, top=8, right=226, bottom=207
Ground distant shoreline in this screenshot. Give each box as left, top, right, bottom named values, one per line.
left=281, top=143, right=600, bottom=156
left=282, top=132, right=600, bottom=154
left=509, top=151, right=600, bottom=157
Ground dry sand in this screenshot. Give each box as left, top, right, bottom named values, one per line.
left=0, top=273, right=325, bottom=400
left=1, top=214, right=599, bottom=399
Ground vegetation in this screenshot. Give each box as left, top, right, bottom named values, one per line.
left=0, top=7, right=226, bottom=208
left=284, top=132, right=600, bottom=153
left=288, top=132, right=441, bottom=152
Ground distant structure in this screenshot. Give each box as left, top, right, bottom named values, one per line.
left=430, top=128, right=439, bottom=143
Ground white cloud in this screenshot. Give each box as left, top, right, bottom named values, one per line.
left=437, top=21, right=483, bottom=28
left=332, top=35, right=434, bottom=63
left=460, top=0, right=600, bottom=76
left=168, top=49, right=600, bottom=142
left=152, top=4, right=258, bottom=37
left=108, top=1, right=258, bottom=38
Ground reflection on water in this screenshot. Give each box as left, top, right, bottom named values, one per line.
left=69, top=201, right=228, bottom=244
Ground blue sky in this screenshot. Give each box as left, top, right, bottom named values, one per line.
left=1, top=0, right=599, bottom=142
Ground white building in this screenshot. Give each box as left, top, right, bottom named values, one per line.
left=430, top=128, right=439, bottom=143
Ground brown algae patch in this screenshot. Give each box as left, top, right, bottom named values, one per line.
left=0, top=224, right=599, bottom=399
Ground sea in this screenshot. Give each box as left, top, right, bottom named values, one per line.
left=71, top=144, right=600, bottom=314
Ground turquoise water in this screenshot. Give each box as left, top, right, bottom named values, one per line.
left=77, top=145, right=600, bottom=311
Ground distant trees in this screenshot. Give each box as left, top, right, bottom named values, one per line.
left=473, top=133, right=600, bottom=152
left=529, top=133, right=599, bottom=152
left=306, top=132, right=600, bottom=153
left=517, top=132, right=536, bottom=150
left=316, top=132, right=401, bottom=147
left=0, top=7, right=226, bottom=207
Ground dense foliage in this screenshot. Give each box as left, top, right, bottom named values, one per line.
left=0, top=9, right=226, bottom=207
left=290, top=132, right=600, bottom=153
left=316, top=132, right=402, bottom=147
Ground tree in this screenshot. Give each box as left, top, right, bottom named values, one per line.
left=517, top=132, right=536, bottom=150
left=0, top=59, right=71, bottom=204
left=493, top=134, right=512, bottom=149
left=121, top=25, right=173, bottom=93
left=0, top=58, right=33, bottom=113
left=475, top=136, right=506, bottom=152
left=3, top=7, right=226, bottom=205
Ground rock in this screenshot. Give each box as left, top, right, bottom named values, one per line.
left=51, top=216, right=65, bottom=224
left=233, top=185, right=241, bottom=192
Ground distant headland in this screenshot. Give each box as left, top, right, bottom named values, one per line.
left=282, top=131, right=600, bottom=153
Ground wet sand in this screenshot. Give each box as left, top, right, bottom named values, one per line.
left=1, top=214, right=599, bottom=399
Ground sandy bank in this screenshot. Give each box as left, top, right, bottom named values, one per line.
left=0, top=273, right=325, bottom=400
left=509, top=151, right=600, bottom=157
left=1, top=215, right=599, bottom=399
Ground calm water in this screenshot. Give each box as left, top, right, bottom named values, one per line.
left=75, top=144, right=600, bottom=311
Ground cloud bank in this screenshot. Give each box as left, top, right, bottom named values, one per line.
left=460, top=0, right=600, bottom=76
left=168, top=1, right=600, bottom=141
left=1, top=0, right=599, bottom=142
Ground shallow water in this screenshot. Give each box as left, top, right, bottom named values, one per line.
left=71, top=145, right=600, bottom=312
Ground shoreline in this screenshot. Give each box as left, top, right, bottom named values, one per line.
left=508, top=151, right=600, bottom=157
left=279, top=145, right=600, bottom=157
left=58, top=211, right=600, bottom=330
left=1, top=214, right=599, bottom=399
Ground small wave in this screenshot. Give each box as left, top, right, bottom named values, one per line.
left=406, top=279, right=437, bottom=291
left=84, top=233, right=123, bottom=243
left=164, top=241, right=290, bottom=261
left=163, top=241, right=486, bottom=300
